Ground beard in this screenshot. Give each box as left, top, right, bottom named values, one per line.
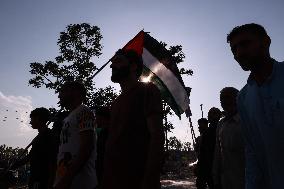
left=111, top=66, right=130, bottom=83
left=236, top=53, right=263, bottom=71
left=58, top=97, right=72, bottom=110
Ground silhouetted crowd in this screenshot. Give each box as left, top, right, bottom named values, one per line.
left=195, top=23, right=284, bottom=189
left=5, top=23, right=284, bottom=189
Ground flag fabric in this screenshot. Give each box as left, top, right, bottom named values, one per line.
left=122, top=31, right=190, bottom=118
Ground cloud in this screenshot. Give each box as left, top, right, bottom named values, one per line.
left=0, top=91, right=37, bottom=148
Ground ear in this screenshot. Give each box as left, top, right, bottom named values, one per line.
left=263, top=35, right=271, bottom=48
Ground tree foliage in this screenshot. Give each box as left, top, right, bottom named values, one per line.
left=160, top=42, right=193, bottom=77
left=167, top=137, right=192, bottom=152
left=29, top=23, right=118, bottom=108
left=0, top=145, right=26, bottom=167
left=168, top=136, right=182, bottom=151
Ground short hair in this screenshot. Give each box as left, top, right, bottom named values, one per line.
left=61, top=81, right=87, bottom=100
left=114, top=49, right=143, bottom=77
left=220, top=87, right=239, bottom=98
left=30, top=107, right=50, bottom=123
left=208, top=107, right=222, bottom=116
left=198, top=118, right=208, bottom=126
left=227, top=23, right=269, bottom=43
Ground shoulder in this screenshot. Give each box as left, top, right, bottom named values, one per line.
left=76, top=105, right=95, bottom=118
left=237, top=86, right=249, bottom=121
left=274, top=60, right=284, bottom=76
left=140, top=82, right=160, bottom=94
left=217, top=117, right=226, bottom=127
left=77, top=104, right=93, bottom=113
left=275, top=60, right=284, bottom=66
left=237, top=85, right=248, bottom=105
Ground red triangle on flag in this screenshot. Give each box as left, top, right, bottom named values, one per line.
left=122, top=30, right=144, bottom=56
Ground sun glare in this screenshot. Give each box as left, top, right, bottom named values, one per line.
left=141, top=74, right=153, bottom=83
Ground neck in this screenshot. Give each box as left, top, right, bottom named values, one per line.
left=225, top=111, right=237, bottom=118
left=210, top=121, right=218, bottom=126
left=68, top=102, right=82, bottom=111
left=38, top=126, right=47, bottom=133
left=251, top=56, right=273, bottom=85
left=120, top=78, right=139, bottom=93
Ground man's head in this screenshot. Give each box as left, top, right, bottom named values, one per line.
left=30, top=107, right=50, bottom=129
left=208, top=107, right=222, bottom=125
left=220, top=87, right=239, bottom=116
left=58, top=81, right=86, bottom=110
left=95, top=106, right=111, bottom=129
left=197, top=118, right=208, bottom=134
left=110, top=49, right=143, bottom=83
left=227, top=23, right=271, bottom=71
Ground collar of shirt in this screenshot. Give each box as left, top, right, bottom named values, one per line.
left=223, top=113, right=240, bottom=123
left=247, top=59, right=277, bottom=86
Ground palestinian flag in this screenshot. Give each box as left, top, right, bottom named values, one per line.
left=122, top=31, right=191, bottom=118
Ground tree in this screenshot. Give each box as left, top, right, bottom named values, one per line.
left=182, top=142, right=192, bottom=152
left=0, top=145, right=26, bottom=167
left=29, top=23, right=118, bottom=108
left=168, top=136, right=182, bottom=151
left=160, top=42, right=193, bottom=151
left=93, top=86, right=118, bottom=108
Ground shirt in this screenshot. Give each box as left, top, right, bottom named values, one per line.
left=238, top=59, right=284, bottom=189
left=213, top=114, right=245, bottom=189
left=102, top=82, right=163, bottom=189
left=198, top=122, right=218, bottom=177
left=29, top=128, right=56, bottom=188
left=55, top=104, right=97, bottom=189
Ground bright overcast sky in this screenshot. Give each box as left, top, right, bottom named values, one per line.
left=1, top=0, right=284, bottom=148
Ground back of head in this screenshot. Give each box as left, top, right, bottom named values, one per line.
left=198, top=118, right=208, bottom=134
left=198, top=118, right=208, bottom=126
left=30, top=107, right=50, bottom=124
left=227, top=23, right=269, bottom=43
left=61, top=81, right=87, bottom=102
left=208, top=107, right=222, bottom=124
left=220, top=87, right=239, bottom=98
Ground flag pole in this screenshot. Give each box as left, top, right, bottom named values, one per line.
left=200, top=104, right=204, bottom=118
left=188, top=116, right=196, bottom=146
left=92, top=59, right=111, bottom=79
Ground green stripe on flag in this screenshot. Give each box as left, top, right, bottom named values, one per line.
left=142, top=48, right=190, bottom=115
left=141, top=67, right=182, bottom=118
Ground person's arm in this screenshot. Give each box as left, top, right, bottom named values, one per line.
left=47, top=135, right=58, bottom=188
left=141, top=84, right=164, bottom=189
left=54, top=131, right=94, bottom=189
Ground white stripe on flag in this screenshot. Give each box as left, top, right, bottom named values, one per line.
left=142, top=48, right=190, bottom=112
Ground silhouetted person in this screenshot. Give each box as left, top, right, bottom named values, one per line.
left=196, top=107, right=222, bottom=189
left=195, top=118, right=209, bottom=156
left=213, top=87, right=245, bottom=189
left=227, top=23, right=284, bottom=189
left=53, top=81, right=97, bottom=189
left=102, top=49, right=164, bottom=189
left=194, top=118, right=208, bottom=182
left=51, top=111, right=70, bottom=155
left=95, top=106, right=111, bottom=188
left=12, top=107, right=56, bottom=189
